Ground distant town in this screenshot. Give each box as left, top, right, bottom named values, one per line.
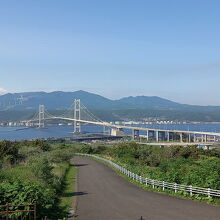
left=0, top=120, right=207, bottom=127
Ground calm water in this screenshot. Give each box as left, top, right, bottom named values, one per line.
left=0, top=125, right=103, bottom=140
left=1, top=124, right=220, bottom=140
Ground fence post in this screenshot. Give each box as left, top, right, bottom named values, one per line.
left=146, top=178, right=148, bottom=186
left=140, top=176, right=142, bottom=183
left=152, top=179, right=155, bottom=188
left=163, top=181, right=165, bottom=191
left=34, top=203, right=37, bottom=220
left=190, top=185, right=193, bottom=196
left=174, top=183, right=177, bottom=193
left=208, top=188, right=211, bottom=198
left=6, top=203, right=9, bottom=220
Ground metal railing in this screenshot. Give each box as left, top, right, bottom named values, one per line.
left=0, top=203, right=36, bottom=220
left=77, top=153, right=220, bottom=198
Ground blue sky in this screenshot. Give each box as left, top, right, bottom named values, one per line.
left=0, top=0, right=220, bottom=105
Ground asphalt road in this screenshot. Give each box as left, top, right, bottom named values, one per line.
left=74, top=156, right=220, bottom=220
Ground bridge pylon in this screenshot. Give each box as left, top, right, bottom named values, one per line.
left=74, top=99, right=81, bottom=133
left=38, top=105, right=45, bottom=128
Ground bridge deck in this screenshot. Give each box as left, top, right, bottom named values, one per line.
left=52, top=117, right=220, bottom=137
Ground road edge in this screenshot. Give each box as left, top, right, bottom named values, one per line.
left=78, top=154, right=220, bottom=207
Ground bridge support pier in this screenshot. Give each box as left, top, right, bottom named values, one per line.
left=167, top=132, right=170, bottom=142
left=194, top=134, right=196, bottom=143
left=146, top=130, right=149, bottom=141
left=188, top=133, right=191, bottom=143
left=180, top=133, right=183, bottom=142
left=156, top=131, right=159, bottom=142
left=214, top=135, right=216, bottom=142
left=132, top=129, right=140, bottom=140
left=204, top=134, right=207, bottom=143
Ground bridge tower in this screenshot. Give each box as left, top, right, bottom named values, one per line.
left=38, top=105, right=45, bottom=128
left=74, top=99, right=81, bottom=133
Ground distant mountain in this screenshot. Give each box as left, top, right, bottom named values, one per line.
left=0, top=90, right=220, bottom=112
left=0, top=90, right=115, bottom=111
left=117, top=96, right=181, bottom=110
left=117, top=96, right=220, bottom=112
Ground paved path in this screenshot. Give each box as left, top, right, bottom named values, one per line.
left=74, top=156, right=220, bottom=220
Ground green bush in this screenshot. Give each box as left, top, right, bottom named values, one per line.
left=0, top=141, right=20, bottom=165
left=92, top=145, right=108, bottom=154
left=79, top=145, right=93, bottom=154
left=0, top=180, right=56, bottom=218
left=0, top=140, right=78, bottom=218
left=29, top=157, right=55, bottom=185
left=46, top=148, right=75, bottom=163
left=33, top=140, right=51, bottom=152
left=94, top=142, right=220, bottom=190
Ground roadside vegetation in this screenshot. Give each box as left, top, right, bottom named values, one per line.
left=0, top=140, right=77, bottom=219
left=1, top=139, right=220, bottom=218
left=59, top=162, right=77, bottom=215
left=78, top=142, right=220, bottom=204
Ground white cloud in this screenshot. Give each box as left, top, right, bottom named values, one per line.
left=0, top=88, right=8, bottom=95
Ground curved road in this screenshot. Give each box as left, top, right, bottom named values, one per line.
left=74, top=156, right=220, bottom=220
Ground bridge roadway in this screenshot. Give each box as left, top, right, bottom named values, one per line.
left=51, top=116, right=220, bottom=137
left=137, top=141, right=215, bottom=146
left=74, top=156, right=220, bottom=220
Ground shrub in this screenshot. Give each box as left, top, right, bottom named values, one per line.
left=29, top=157, right=54, bottom=185
left=0, top=180, right=56, bottom=218
left=92, top=145, right=108, bottom=154
left=0, top=141, right=19, bottom=164
left=78, top=145, right=93, bottom=154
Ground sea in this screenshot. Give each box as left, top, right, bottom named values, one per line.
left=1, top=123, right=220, bottom=141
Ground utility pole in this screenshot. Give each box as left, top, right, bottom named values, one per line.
left=74, top=99, right=81, bottom=133
left=38, top=105, right=45, bottom=128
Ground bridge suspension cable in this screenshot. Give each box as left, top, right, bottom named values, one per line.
left=80, top=103, right=104, bottom=123
left=28, top=99, right=107, bottom=131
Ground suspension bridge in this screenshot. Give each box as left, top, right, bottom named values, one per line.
left=23, top=99, right=220, bottom=144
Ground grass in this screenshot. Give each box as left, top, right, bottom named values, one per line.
left=0, top=165, right=40, bottom=182
left=1, top=162, right=70, bottom=183
left=59, top=162, right=77, bottom=218
left=53, top=162, right=70, bottom=179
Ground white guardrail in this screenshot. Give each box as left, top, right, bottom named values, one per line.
left=77, top=153, right=220, bottom=198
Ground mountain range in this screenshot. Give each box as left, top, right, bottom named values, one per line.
left=0, top=90, right=220, bottom=111
left=0, top=90, right=220, bottom=122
